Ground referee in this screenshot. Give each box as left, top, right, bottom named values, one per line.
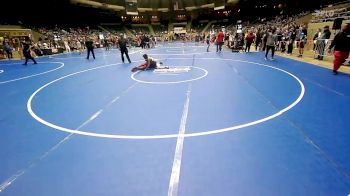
left=118, top=36, right=131, bottom=63
left=85, top=37, right=95, bottom=60
left=22, top=41, right=37, bottom=65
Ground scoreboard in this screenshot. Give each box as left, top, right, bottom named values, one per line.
left=125, top=0, right=138, bottom=15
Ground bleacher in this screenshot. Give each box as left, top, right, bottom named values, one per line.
left=311, top=2, right=350, bottom=23
left=101, top=25, right=125, bottom=34
left=128, top=26, right=149, bottom=35
left=152, top=25, right=168, bottom=35
left=190, top=23, right=207, bottom=34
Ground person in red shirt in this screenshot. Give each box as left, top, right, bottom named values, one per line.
left=216, top=30, right=225, bottom=52
left=245, top=30, right=256, bottom=52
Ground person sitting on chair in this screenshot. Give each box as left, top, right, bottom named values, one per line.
left=132, top=54, right=168, bottom=72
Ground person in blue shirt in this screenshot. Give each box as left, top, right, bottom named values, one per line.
left=298, top=27, right=307, bottom=57
left=4, top=42, right=13, bottom=59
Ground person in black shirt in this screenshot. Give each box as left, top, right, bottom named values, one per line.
left=140, top=35, right=145, bottom=49
left=328, top=23, right=350, bottom=75
left=22, top=41, right=37, bottom=65
left=255, top=29, right=262, bottom=51
left=287, top=27, right=296, bottom=55
left=195, top=34, right=200, bottom=45
left=104, top=39, right=110, bottom=51
left=262, top=31, right=268, bottom=52
left=118, top=36, right=131, bottom=64
left=144, top=35, right=150, bottom=49
left=85, top=38, right=95, bottom=60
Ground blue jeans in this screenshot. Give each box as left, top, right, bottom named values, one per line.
left=216, top=42, right=223, bottom=52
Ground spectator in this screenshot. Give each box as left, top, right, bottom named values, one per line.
left=287, top=27, right=296, bottom=55
left=206, top=34, right=211, bottom=52
left=245, top=30, right=255, bottom=52
left=255, top=29, right=262, bottom=51
left=328, top=23, right=350, bottom=75
left=298, top=27, right=307, bottom=57
left=216, top=29, right=225, bottom=52
left=313, top=28, right=322, bottom=51
left=4, top=41, right=13, bottom=59
left=316, top=25, right=331, bottom=60
left=63, top=39, right=71, bottom=53
left=265, top=29, right=278, bottom=60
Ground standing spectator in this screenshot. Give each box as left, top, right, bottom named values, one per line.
left=265, top=29, right=278, bottom=60
left=228, top=33, right=234, bottom=49
left=4, top=41, right=13, bottom=59
left=76, top=40, right=82, bottom=55
left=144, top=35, right=150, bottom=49
left=302, top=25, right=308, bottom=37
left=276, top=29, right=283, bottom=51
left=298, top=27, right=307, bottom=57
left=245, top=30, right=255, bottom=52
left=206, top=34, right=210, bottom=52
left=195, top=34, right=200, bottom=46
left=64, top=39, right=71, bottom=53
left=262, top=30, right=268, bottom=51
left=313, top=28, right=322, bottom=51
left=150, top=36, right=156, bottom=48
left=328, top=23, right=350, bottom=75
left=281, top=36, right=287, bottom=53
left=104, top=39, right=110, bottom=51
left=216, top=29, right=225, bottom=52
left=316, top=25, right=331, bottom=60
left=255, top=29, right=262, bottom=51
left=287, top=27, right=296, bottom=55
left=15, top=38, right=23, bottom=60
left=140, top=35, right=145, bottom=49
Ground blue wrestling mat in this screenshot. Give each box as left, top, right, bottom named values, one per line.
left=0, top=43, right=350, bottom=196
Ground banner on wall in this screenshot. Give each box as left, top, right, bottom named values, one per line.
left=174, top=27, right=186, bottom=34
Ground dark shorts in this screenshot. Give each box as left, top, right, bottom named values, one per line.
left=299, top=41, right=305, bottom=48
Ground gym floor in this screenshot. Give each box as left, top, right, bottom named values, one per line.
left=0, top=43, right=350, bottom=196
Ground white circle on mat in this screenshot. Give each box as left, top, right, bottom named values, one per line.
left=0, top=62, right=64, bottom=84
left=27, top=58, right=305, bottom=140
left=147, top=52, right=210, bottom=56
left=166, top=48, right=197, bottom=53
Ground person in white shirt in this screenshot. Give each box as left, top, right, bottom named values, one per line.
left=313, top=28, right=322, bottom=51
left=64, top=40, right=71, bottom=53
left=76, top=40, right=82, bottom=55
